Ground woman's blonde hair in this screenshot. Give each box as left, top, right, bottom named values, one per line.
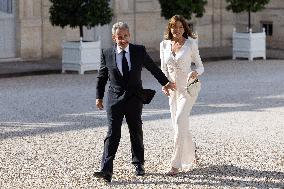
left=164, top=15, right=196, bottom=40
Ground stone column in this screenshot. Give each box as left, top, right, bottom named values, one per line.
left=17, top=0, right=43, bottom=59
left=114, top=0, right=168, bottom=51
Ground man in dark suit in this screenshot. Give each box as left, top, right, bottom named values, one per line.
left=94, top=22, right=175, bottom=182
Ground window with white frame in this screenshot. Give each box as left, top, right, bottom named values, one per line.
left=0, top=0, right=12, bottom=14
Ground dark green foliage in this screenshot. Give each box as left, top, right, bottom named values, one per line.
left=158, top=0, right=207, bottom=20
left=226, top=0, right=270, bottom=29
left=226, top=0, right=270, bottom=13
left=49, top=0, right=112, bottom=38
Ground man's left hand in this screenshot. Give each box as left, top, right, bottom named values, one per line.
left=188, top=71, right=198, bottom=80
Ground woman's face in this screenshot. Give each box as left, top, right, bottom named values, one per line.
left=170, top=21, right=184, bottom=39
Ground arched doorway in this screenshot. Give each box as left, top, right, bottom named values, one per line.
left=0, top=0, right=15, bottom=59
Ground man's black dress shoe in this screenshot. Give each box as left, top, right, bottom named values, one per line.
left=134, top=164, right=145, bottom=176
left=93, top=171, right=112, bottom=182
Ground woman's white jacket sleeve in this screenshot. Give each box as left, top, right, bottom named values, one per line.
left=160, top=41, right=169, bottom=78
left=191, top=41, right=204, bottom=76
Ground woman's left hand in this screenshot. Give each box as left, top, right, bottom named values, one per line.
left=187, top=71, right=198, bottom=82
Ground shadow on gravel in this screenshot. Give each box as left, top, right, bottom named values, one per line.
left=0, top=115, right=108, bottom=140
left=111, top=165, right=284, bottom=188
left=1, top=89, right=284, bottom=139
left=0, top=108, right=171, bottom=140
left=1, top=61, right=284, bottom=139
left=0, top=107, right=171, bottom=140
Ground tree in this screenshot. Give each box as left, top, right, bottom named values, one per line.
left=158, top=0, right=207, bottom=20
left=49, top=0, right=113, bottom=39
left=226, top=0, right=270, bottom=30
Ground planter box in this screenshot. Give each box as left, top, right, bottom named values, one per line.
left=62, top=40, right=101, bottom=74
left=232, top=28, right=266, bottom=61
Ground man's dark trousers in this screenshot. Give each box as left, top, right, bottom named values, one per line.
left=101, top=95, right=144, bottom=175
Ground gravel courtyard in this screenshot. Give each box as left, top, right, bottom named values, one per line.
left=0, top=59, right=283, bottom=189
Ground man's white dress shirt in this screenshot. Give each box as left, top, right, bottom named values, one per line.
left=116, top=45, right=131, bottom=75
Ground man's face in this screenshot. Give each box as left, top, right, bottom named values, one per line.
left=112, top=28, right=130, bottom=49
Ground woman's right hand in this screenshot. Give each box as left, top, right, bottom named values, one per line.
left=162, top=86, right=170, bottom=96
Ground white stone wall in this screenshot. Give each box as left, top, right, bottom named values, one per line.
left=12, top=0, right=284, bottom=60
left=16, top=0, right=104, bottom=59
left=17, top=0, right=42, bottom=59
left=0, top=0, right=16, bottom=58
left=114, top=0, right=236, bottom=51
left=233, top=0, right=284, bottom=49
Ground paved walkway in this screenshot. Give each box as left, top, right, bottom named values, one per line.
left=0, top=58, right=61, bottom=78
left=0, top=47, right=283, bottom=79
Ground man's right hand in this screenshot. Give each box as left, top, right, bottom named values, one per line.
left=96, top=99, right=104, bottom=110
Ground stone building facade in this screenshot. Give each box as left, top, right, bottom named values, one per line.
left=0, top=0, right=283, bottom=60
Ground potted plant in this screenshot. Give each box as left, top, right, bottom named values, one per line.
left=49, top=0, right=112, bottom=74
left=158, top=0, right=207, bottom=46
left=226, top=0, right=270, bottom=61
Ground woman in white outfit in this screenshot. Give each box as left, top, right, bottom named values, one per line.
left=160, top=15, right=204, bottom=176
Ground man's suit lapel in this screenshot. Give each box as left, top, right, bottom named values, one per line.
left=129, top=43, right=137, bottom=75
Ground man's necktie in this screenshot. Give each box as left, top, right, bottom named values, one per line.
left=122, top=50, right=129, bottom=81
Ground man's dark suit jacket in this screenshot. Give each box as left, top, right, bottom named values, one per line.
left=96, top=43, right=169, bottom=106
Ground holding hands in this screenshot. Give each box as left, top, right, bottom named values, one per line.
left=162, top=71, right=198, bottom=96
left=162, top=82, right=176, bottom=96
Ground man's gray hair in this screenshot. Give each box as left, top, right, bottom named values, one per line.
left=112, top=22, right=129, bottom=35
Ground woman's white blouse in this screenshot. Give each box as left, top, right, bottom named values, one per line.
left=160, top=38, right=204, bottom=77
left=160, top=38, right=204, bottom=92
